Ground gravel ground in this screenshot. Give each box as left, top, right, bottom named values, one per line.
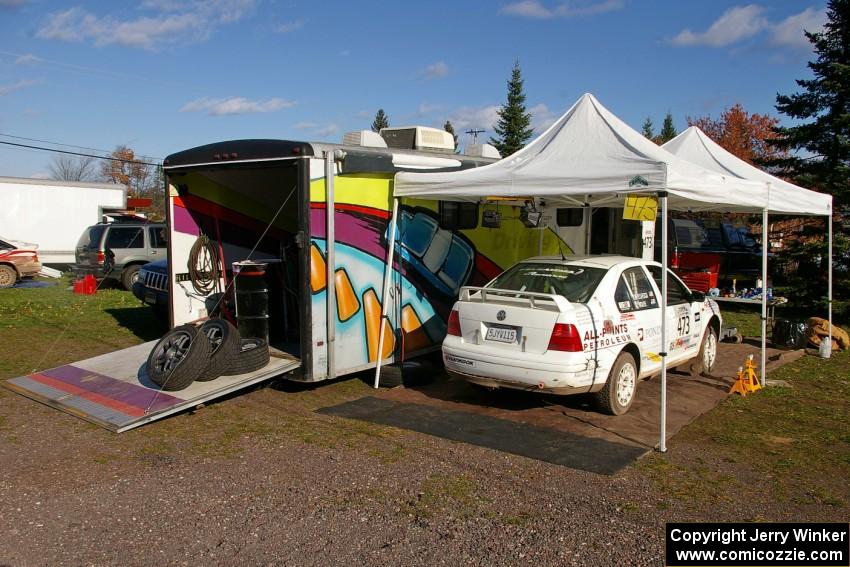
left=0, top=372, right=847, bottom=566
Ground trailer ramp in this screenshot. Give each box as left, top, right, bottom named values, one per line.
left=5, top=342, right=300, bottom=432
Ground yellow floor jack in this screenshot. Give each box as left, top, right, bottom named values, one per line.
left=729, top=354, right=762, bottom=396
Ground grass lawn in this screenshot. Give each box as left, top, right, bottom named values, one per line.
left=1, top=278, right=848, bottom=516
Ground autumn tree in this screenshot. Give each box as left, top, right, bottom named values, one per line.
left=444, top=120, right=458, bottom=151
left=371, top=109, right=389, bottom=132
left=100, top=145, right=164, bottom=218
left=48, top=154, right=98, bottom=182
left=688, top=104, right=785, bottom=165
left=641, top=117, right=654, bottom=140
left=490, top=60, right=533, bottom=156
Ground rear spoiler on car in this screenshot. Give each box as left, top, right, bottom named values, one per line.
left=459, top=286, right=572, bottom=312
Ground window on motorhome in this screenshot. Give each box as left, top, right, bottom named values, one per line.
left=556, top=208, right=584, bottom=227
left=439, top=201, right=478, bottom=230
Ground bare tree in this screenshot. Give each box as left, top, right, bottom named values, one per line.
left=48, top=154, right=98, bottom=182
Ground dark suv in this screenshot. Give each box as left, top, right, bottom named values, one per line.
left=74, top=221, right=167, bottom=290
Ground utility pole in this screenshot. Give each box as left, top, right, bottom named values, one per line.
left=465, top=129, right=485, bottom=144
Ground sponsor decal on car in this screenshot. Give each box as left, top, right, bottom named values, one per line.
left=445, top=355, right=475, bottom=368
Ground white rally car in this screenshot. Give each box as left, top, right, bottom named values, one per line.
left=442, top=256, right=721, bottom=415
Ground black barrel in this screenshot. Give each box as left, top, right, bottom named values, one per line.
left=233, top=261, right=269, bottom=342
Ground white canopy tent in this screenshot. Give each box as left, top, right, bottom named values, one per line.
left=663, top=126, right=834, bottom=387
left=373, top=93, right=831, bottom=452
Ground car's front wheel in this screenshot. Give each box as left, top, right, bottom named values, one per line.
left=690, top=326, right=718, bottom=376
left=595, top=351, right=637, bottom=415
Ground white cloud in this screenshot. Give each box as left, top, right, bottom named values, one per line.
left=30, top=172, right=52, bottom=180
left=292, top=121, right=317, bottom=129
left=36, top=1, right=256, bottom=50
left=420, top=61, right=449, bottom=79
left=500, top=0, right=623, bottom=19
left=528, top=103, right=559, bottom=133
left=417, top=102, right=441, bottom=115
left=14, top=53, right=41, bottom=65
left=274, top=20, right=303, bottom=33
left=313, top=124, right=339, bottom=138
left=771, top=6, right=826, bottom=49
left=447, top=105, right=501, bottom=132
left=180, top=96, right=295, bottom=116
left=671, top=4, right=767, bottom=47
left=0, top=79, right=39, bottom=95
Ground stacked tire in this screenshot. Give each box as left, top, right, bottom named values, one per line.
left=146, top=319, right=271, bottom=391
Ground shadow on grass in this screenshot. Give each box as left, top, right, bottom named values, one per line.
left=105, top=307, right=168, bottom=342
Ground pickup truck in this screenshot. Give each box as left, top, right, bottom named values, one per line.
left=655, top=218, right=764, bottom=287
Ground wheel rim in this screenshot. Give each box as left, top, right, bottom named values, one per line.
left=204, top=325, right=223, bottom=353
left=130, top=271, right=140, bottom=285
left=703, top=331, right=717, bottom=371
left=241, top=341, right=259, bottom=352
left=0, top=268, right=14, bottom=287
left=152, top=330, right=193, bottom=373
left=616, top=362, right=636, bottom=407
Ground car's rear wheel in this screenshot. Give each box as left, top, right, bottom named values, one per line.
left=595, top=351, right=637, bottom=415
left=690, top=326, right=718, bottom=376
left=122, top=264, right=141, bottom=291
left=0, top=265, right=17, bottom=288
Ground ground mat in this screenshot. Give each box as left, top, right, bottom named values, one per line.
left=318, top=396, right=647, bottom=475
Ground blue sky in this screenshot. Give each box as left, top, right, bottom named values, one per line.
left=0, top=0, right=828, bottom=178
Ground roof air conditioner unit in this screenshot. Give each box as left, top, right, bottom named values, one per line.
left=380, top=126, right=455, bottom=153
left=465, top=144, right=501, bottom=159
left=342, top=130, right=388, bottom=148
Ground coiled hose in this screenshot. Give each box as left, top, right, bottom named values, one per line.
left=188, top=234, right=221, bottom=295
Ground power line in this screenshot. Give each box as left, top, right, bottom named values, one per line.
left=0, top=132, right=162, bottom=160
left=0, top=140, right=161, bottom=166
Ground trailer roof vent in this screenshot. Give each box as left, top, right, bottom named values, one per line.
left=342, top=130, right=388, bottom=148
left=380, top=126, right=455, bottom=154
left=464, top=144, right=501, bottom=159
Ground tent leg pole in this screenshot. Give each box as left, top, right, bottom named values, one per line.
left=374, top=198, right=400, bottom=389
left=659, top=192, right=668, bottom=453
left=585, top=201, right=591, bottom=255
left=761, top=208, right=768, bottom=387
left=828, top=212, right=833, bottom=354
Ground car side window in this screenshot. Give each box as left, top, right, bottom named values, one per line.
left=647, top=265, right=691, bottom=305
left=106, top=227, right=144, bottom=249
left=149, top=226, right=167, bottom=248
left=616, top=267, right=659, bottom=312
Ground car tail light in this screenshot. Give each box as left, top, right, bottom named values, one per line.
left=548, top=323, right=582, bottom=352
left=671, top=247, right=680, bottom=269
left=96, top=251, right=105, bottom=264
left=447, top=309, right=461, bottom=336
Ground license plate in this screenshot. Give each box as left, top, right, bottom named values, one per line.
left=485, top=326, right=517, bottom=343
left=144, top=290, right=157, bottom=305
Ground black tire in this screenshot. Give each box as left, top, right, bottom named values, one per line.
left=196, top=318, right=241, bottom=382
left=378, top=360, right=436, bottom=388
left=0, top=265, right=17, bottom=288
left=122, top=264, right=142, bottom=291
left=146, top=324, right=211, bottom=391
left=690, top=326, right=718, bottom=376
left=594, top=351, right=638, bottom=416
left=223, top=337, right=270, bottom=375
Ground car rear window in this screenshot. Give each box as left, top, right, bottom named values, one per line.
left=77, top=226, right=106, bottom=249
left=487, top=263, right=606, bottom=303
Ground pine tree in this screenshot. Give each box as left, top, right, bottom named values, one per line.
left=490, top=60, right=533, bottom=156
left=766, top=0, right=850, bottom=314
left=657, top=112, right=678, bottom=144
left=444, top=120, right=459, bottom=152
left=641, top=117, right=654, bottom=140
left=371, top=109, right=389, bottom=133
left=770, top=0, right=850, bottom=207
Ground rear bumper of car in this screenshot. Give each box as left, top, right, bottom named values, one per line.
left=442, top=341, right=602, bottom=394
left=17, top=258, right=41, bottom=278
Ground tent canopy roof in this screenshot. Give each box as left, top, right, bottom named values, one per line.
left=394, top=94, right=827, bottom=215
left=662, top=126, right=831, bottom=216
